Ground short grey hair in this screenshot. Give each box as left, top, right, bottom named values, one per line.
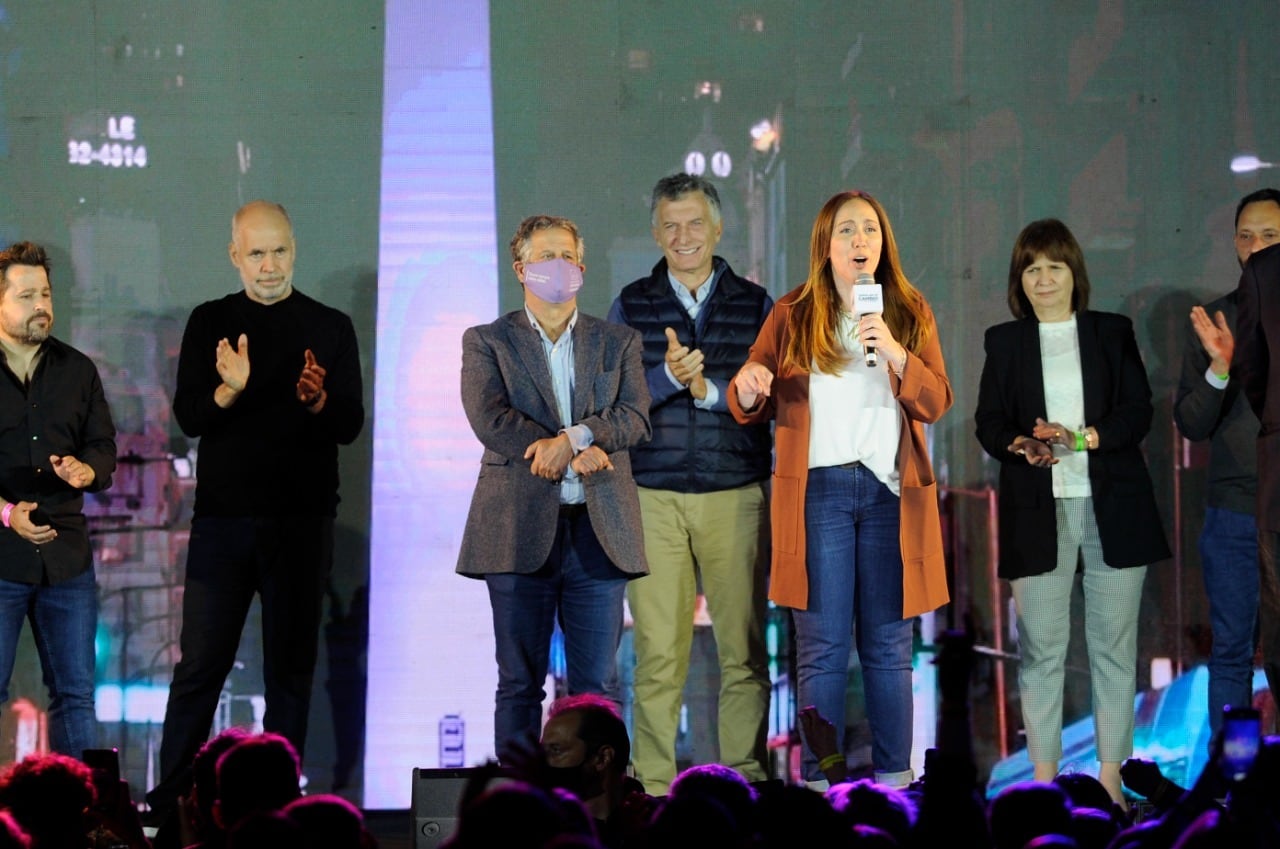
left=509, top=215, right=584, bottom=263
left=650, top=173, right=722, bottom=229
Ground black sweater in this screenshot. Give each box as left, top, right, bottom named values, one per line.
left=173, top=290, right=364, bottom=517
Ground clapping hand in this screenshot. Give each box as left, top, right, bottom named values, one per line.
left=665, top=327, right=707, bottom=400
left=296, top=348, right=327, bottom=411
left=216, top=333, right=250, bottom=392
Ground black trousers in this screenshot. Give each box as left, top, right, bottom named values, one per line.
left=146, top=515, right=333, bottom=810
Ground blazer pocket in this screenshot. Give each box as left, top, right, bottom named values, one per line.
left=900, top=481, right=943, bottom=559
left=480, top=450, right=511, bottom=467
left=771, top=474, right=802, bottom=555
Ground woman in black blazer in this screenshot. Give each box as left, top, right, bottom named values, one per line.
left=975, top=219, right=1170, bottom=807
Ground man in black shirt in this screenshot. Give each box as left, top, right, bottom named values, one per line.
left=1175, top=189, right=1280, bottom=734
left=0, top=241, right=116, bottom=756
left=147, top=201, right=364, bottom=816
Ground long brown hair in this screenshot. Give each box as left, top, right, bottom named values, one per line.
left=783, top=190, right=932, bottom=374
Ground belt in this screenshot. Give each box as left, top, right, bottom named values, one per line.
left=836, top=460, right=863, bottom=469
left=559, top=503, right=587, bottom=519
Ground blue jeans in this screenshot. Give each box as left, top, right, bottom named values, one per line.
left=794, top=464, right=913, bottom=781
left=485, top=508, right=629, bottom=752
left=1200, top=506, right=1259, bottom=734
left=0, top=569, right=98, bottom=755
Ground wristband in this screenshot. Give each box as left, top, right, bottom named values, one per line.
left=1, top=503, right=13, bottom=529
left=816, top=753, right=844, bottom=772
left=1074, top=431, right=1086, bottom=452
left=1215, top=371, right=1229, bottom=382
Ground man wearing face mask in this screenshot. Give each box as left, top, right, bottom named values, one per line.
left=539, top=694, right=646, bottom=845
left=458, top=215, right=651, bottom=754
left=541, top=695, right=627, bottom=803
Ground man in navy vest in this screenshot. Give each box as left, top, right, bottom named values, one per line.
left=608, top=173, right=773, bottom=794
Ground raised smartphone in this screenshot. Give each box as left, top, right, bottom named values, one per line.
left=1220, top=706, right=1261, bottom=782
left=82, top=747, right=121, bottom=811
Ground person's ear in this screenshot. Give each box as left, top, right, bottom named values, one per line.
left=593, top=744, right=615, bottom=772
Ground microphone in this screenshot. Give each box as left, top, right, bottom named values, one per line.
left=852, top=272, right=884, bottom=367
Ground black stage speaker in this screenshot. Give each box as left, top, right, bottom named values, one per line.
left=411, top=767, right=474, bottom=849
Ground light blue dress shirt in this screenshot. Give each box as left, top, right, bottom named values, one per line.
left=525, top=306, right=593, bottom=504
left=664, top=267, right=724, bottom=411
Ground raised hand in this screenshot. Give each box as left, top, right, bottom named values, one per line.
left=856, top=312, right=907, bottom=373
left=1189, top=306, right=1234, bottom=376
left=216, top=333, right=250, bottom=392
left=797, top=705, right=840, bottom=761
left=664, top=327, right=707, bottom=399
left=296, top=348, right=327, bottom=411
left=733, top=361, right=774, bottom=411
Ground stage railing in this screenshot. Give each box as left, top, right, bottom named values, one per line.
left=938, top=483, right=1011, bottom=759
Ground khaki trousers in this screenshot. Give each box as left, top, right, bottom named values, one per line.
left=627, top=483, right=771, bottom=795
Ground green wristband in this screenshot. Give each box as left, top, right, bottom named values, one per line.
left=817, top=753, right=844, bottom=772
left=1074, top=431, right=1086, bottom=452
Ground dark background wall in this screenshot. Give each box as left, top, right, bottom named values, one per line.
left=0, top=0, right=382, bottom=799
left=1, top=0, right=1277, bottom=804
left=490, top=0, right=1280, bottom=773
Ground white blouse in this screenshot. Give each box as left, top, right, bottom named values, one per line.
left=807, top=312, right=902, bottom=494
left=1039, top=315, right=1091, bottom=498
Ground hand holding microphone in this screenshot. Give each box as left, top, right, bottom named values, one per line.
left=853, top=272, right=885, bottom=368
left=853, top=273, right=908, bottom=375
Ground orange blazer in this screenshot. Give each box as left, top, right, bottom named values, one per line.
left=729, top=287, right=953, bottom=616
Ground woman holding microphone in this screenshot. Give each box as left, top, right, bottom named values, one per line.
left=974, top=218, right=1169, bottom=805
left=730, top=190, right=952, bottom=787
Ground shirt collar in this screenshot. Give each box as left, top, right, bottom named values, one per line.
left=524, top=305, right=578, bottom=344
left=665, top=257, right=723, bottom=304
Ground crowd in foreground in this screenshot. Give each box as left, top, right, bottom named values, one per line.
left=439, top=630, right=1276, bottom=848
left=0, top=630, right=1274, bottom=849
left=0, top=730, right=374, bottom=849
